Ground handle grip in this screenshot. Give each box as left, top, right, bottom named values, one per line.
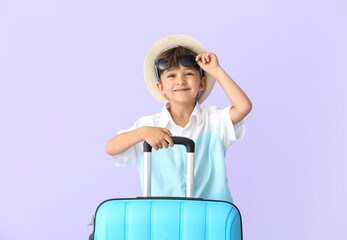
left=142, top=136, right=195, bottom=198
left=143, top=136, right=195, bottom=153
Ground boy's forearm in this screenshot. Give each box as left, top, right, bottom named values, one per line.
left=210, top=66, right=252, bottom=111
left=106, top=127, right=144, bottom=156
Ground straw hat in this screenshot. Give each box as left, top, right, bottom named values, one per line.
left=143, top=34, right=216, bottom=104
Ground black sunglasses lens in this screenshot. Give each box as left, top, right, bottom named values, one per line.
left=156, top=58, right=170, bottom=70
left=155, top=54, right=197, bottom=71
left=179, top=55, right=197, bottom=67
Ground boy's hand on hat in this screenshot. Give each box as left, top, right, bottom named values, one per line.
left=140, top=126, right=174, bottom=151
left=195, top=52, right=221, bottom=75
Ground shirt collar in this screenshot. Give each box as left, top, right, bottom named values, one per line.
left=159, top=101, right=203, bottom=128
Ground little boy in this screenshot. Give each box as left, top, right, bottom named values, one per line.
left=106, top=35, right=252, bottom=203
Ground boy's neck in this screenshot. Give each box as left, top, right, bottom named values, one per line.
left=168, top=100, right=196, bottom=128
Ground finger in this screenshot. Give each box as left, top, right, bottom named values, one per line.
left=200, top=53, right=204, bottom=63
left=196, top=54, right=202, bottom=61
left=161, top=139, right=169, bottom=148
left=165, top=135, right=174, bottom=147
left=152, top=144, right=158, bottom=151
left=201, top=53, right=207, bottom=64
left=204, top=54, right=208, bottom=64
left=198, top=54, right=206, bottom=64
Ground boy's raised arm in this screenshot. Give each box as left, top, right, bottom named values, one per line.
left=211, top=67, right=252, bottom=125
left=196, top=52, right=252, bottom=125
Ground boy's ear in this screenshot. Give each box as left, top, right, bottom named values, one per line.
left=199, top=76, right=207, bottom=91
left=156, top=81, right=165, bottom=94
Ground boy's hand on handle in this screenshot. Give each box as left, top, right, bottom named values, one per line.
left=140, top=126, right=174, bottom=151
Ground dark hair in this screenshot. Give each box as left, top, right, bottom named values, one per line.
left=156, top=46, right=204, bottom=79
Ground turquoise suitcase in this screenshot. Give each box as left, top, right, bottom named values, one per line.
left=90, top=137, right=243, bottom=240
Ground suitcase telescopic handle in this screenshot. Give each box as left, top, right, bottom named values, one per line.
left=142, top=136, right=195, bottom=198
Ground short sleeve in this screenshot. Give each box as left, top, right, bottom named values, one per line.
left=111, top=122, right=143, bottom=168
left=209, top=106, right=246, bottom=148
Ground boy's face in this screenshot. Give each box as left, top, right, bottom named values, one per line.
left=156, top=64, right=206, bottom=105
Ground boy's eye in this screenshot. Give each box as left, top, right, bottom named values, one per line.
left=167, top=73, right=193, bottom=78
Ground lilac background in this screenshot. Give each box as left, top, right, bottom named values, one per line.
left=0, top=0, right=346, bottom=239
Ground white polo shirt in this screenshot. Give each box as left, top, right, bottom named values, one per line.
left=112, top=102, right=245, bottom=203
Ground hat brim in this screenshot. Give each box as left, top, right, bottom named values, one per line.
left=143, top=35, right=216, bottom=104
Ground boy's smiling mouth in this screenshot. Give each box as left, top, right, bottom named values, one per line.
left=174, top=88, right=190, bottom=92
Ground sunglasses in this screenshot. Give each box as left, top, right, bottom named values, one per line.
left=154, top=54, right=203, bottom=81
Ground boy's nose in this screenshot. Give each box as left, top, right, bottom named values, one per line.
left=176, top=76, right=187, bottom=84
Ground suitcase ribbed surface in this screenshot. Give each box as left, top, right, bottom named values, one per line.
left=94, top=198, right=242, bottom=240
